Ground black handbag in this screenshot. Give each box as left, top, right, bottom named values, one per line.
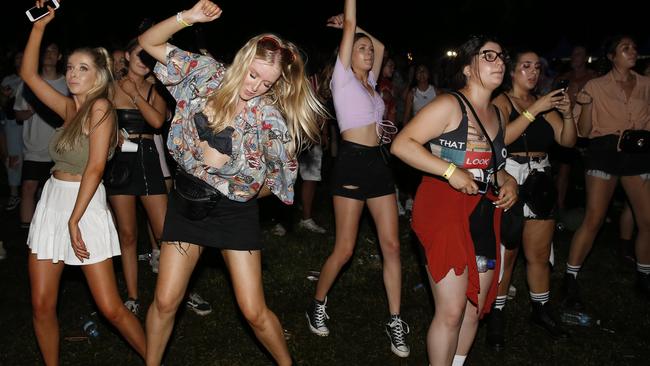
left=172, top=169, right=222, bottom=221
left=103, top=150, right=132, bottom=188
left=618, top=129, right=650, bottom=153
left=500, top=199, right=525, bottom=249
left=518, top=134, right=557, bottom=218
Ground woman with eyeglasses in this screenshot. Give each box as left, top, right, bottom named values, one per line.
left=305, top=0, right=410, bottom=358
left=563, top=35, right=650, bottom=307
left=392, top=36, right=518, bottom=365
left=138, top=1, right=326, bottom=364
left=487, top=49, right=575, bottom=350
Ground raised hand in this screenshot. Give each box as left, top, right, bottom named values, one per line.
left=33, top=0, right=56, bottom=27
left=184, top=0, right=223, bottom=25
left=326, top=14, right=344, bottom=29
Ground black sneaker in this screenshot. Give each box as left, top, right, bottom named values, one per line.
left=531, top=302, right=569, bottom=340
left=306, top=297, right=329, bottom=336
left=561, top=273, right=585, bottom=311
left=385, top=315, right=410, bottom=358
left=486, top=307, right=505, bottom=351
left=637, top=272, right=650, bottom=295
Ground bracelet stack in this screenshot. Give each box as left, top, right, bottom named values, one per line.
left=176, top=11, right=193, bottom=27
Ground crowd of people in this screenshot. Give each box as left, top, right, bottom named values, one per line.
left=0, top=0, right=649, bottom=365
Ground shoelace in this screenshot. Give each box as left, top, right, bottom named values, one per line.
left=313, top=303, right=330, bottom=327
left=389, top=318, right=410, bottom=346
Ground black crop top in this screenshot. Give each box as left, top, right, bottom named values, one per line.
left=504, top=95, right=555, bottom=154
left=116, top=85, right=159, bottom=134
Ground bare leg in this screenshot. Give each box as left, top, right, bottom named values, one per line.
left=314, top=196, right=365, bottom=301
left=556, top=163, right=571, bottom=210
left=496, top=247, right=519, bottom=297
left=522, top=219, right=555, bottom=293
left=108, top=195, right=139, bottom=300
left=82, top=259, right=146, bottom=358
left=426, top=268, right=468, bottom=366
left=29, top=254, right=65, bottom=366
left=456, top=270, right=494, bottom=356
left=619, top=200, right=635, bottom=241
left=568, top=175, right=618, bottom=266
left=145, top=242, right=202, bottom=366
left=620, top=176, right=650, bottom=264
left=301, top=180, right=317, bottom=220
left=222, top=250, right=292, bottom=366
left=367, top=193, right=402, bottom=315
left=141, top=194, right=167, bottom=253
left=20, top=179, right=39, bottom=224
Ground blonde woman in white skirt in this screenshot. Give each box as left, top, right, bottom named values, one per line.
left=20, top=3, right=145, bottom=364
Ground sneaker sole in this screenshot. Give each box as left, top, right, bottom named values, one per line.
left=187, top=305, right=212, bottom=316
left=305, top=312, right=329, bottom=337
left=390, top=343, right=410, bottom=358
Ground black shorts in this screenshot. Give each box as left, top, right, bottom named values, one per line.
left=330, top=140, right=395, bottom=201
left=585, top=135, right=650, bottom=176
left=105, top=138, right=167, bottom=196
left=22, top=160, right=54, bottom=184
left=161, top=190, right=261, bottom=250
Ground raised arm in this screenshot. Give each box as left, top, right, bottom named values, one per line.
left=138, top=0, right=222, bottom=64
left=327, top=0, right=384, bottom=74
left=19, top=6, right=69, bottom=121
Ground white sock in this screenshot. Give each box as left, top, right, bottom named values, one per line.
left=494, top=295, right=507, bottom=310
left=637, top=262, right=650, bottom=275
left=530, top=291, right=550, bottom=305
left=452, top=355, right=467, bottom=366
left=566, top=263, right=581, bottom=278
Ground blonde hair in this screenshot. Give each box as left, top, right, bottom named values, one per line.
left=56, top=47, right=117, bottom=153
left=203, top=34, right=327, bottom=156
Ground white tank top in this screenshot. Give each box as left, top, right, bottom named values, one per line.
left=412, top=85, right=437, bottom=116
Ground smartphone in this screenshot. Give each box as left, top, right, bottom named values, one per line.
left=474, top=179, right=488, bottom=194
left=553, top=79, right=570, bottom=97
left=26, top=0, right=60, bottom=22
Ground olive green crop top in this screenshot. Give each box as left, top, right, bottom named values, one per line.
left=48, top=128, right=89, bottom=175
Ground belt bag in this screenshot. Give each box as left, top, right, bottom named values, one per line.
left=618, top=129, right=650, bottom=153
left=520, top=168, right=556, bottom=218
left=173, top=169, right=222, bottom=221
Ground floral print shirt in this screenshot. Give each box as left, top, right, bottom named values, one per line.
left=154, top=45, right=297, bottom=203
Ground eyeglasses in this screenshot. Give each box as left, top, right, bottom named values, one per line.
left=258, top=36, right=296, bottom=64
left=478, top=50, right=508, bottom=63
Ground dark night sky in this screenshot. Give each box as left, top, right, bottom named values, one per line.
left=4, top=0, right=648, bottom=66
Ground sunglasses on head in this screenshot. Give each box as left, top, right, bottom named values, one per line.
left=258, top=36, right=296, bottom=64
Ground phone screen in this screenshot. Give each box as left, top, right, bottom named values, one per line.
left=26, top=0, right=58, bottom=22
left=474, top=180, right=488, bottom=194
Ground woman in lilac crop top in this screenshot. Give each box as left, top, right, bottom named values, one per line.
left=307, top=0, right=411, bottom=358
left=21, top=8, right=145, bottom=362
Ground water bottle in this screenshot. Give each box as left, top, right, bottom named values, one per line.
left=82, top=318, right=100, bottom=338
left=560, top=309, right=593, bottom=327
left=476, top=256, right=496, bottom=273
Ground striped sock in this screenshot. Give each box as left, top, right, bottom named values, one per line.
left=494, top=295, right=507, bottom=310
left=566, top=263, right=581, bottom=278
left=637, top=263, right=650, bottom=275
left=530, top=291, right=550, bottom=305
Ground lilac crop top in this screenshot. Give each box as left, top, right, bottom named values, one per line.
left=330, top=56, right=385, bottom=132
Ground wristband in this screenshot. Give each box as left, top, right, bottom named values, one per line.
left=442, top=163, right=456, bottom=180
left=176, top=11, right=193, bottom=27
left=522, top=110, right=535, bottom=122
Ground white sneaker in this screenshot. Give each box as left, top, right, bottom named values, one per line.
left=397, top=200, right=406, bottom=216
left=150, top=249, right=160, bottom=274
left=299, top=218, right=326, bottom=234
left=124, top=298, right=140, bottom=315
left=0, top=241, right=6, bottom=260
left=271, top=223, right=286, bottom=237
left=186, top=292, right=212, bottom=316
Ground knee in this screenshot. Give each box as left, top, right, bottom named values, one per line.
left=332, top=245, right=354, bottom=264
left=581, top=212, right=605, bottom=230
left=118, top=230, right=138, bottom=248
left=435, top=307, right=464, bottom=330
left=381, top=240, right=401, bottom=259
left=240, top=304, right=269, bottom=330
left=153, top=292, right=182, bottom=316
left=31, top=295, right=56, bottom=320
left=98, top=303, right=125, bottom=324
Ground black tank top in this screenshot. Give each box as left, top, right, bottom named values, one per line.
left=504, top=95, right=555, bottom=153
left=117, top=84, right=159, bottom=134
left=428, top=92, right=507, bottom=184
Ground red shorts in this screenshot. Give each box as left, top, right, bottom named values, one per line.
left=412, top=176, right=501, bottom=317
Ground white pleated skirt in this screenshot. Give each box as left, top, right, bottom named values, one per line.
left=27, top=177, right=121, bottom=265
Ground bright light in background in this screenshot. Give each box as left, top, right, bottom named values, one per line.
left=407, top=52, right=413, bottom=61
left=446, top=50, right=457, bottom=58
left=588, top=56, right=592, bottom=63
